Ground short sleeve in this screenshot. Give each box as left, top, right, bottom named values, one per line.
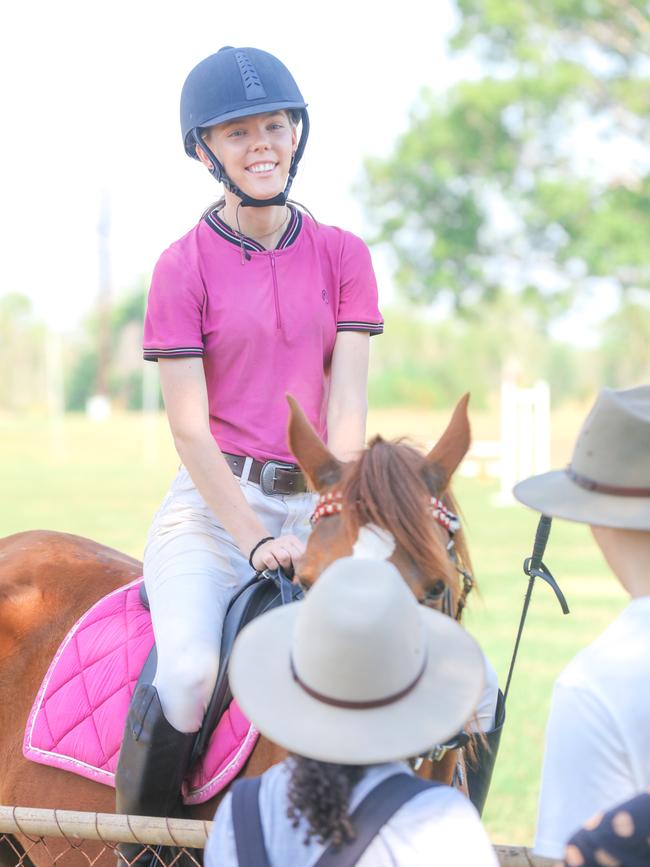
left=143, top=245, right=205, bottom=361
left=336, top=232, right=383, bottom=336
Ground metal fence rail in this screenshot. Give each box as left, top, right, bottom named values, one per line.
left=0, top=806, right=554, bottom=866
left=0, top=807, right=209, bottom=866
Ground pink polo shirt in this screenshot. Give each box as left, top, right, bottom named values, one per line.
left=143, top=209, right=383, bottom=463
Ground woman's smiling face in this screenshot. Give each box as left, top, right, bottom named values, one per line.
left=200, top=111, right=298, bottom=200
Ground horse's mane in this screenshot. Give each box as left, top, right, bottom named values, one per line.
left=340, top=436, right=474, bottom=606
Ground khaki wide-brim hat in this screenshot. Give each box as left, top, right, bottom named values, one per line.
left=514, top=385, right=650, bottom=530
left=229, top=557, right=485, bottom=765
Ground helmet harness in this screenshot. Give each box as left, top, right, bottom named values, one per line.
left=181, top=47, right=310, bottom=208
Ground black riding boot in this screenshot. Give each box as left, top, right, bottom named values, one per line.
left=466, top=689, right=506, bottom=816
left=115, top=684, right=196, bottom=866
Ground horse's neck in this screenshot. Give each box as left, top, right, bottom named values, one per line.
left=241, top=736, right=289, bottom=779
left=0, top=531, right=142, bottom=734
left=416, top=750, right=461, bottom=789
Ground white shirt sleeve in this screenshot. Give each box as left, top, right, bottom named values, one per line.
left=534, top=679, right=633, bottom=859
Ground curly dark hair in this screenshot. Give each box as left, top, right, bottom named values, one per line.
left=286, top=756, right=365, bottom=847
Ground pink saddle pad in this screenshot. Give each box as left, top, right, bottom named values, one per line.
left=23, top=578, right=258, bottom=805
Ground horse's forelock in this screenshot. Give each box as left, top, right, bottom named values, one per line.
left=341, top=439, right=462, bottom=598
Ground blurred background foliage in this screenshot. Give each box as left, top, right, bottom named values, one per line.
left=64, top=284, right=148, bottom=411
left=362, top=0, right=650, bottom=315
left=1, top=0, right=649, bottom=415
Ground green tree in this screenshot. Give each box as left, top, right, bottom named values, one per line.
left=65, top=283, right=148, bottom=411
left=361, top=0, right=650, bottom=321
left=598, top=296, right=650, bottom=386
left=0, top=293, right=47, bottom=411
left=368, top=299, right=595, bottom=409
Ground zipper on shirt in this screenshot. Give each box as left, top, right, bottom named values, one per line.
left=270, top=252, right=281, bottom=330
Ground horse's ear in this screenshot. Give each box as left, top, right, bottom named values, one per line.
left=424, top=393, right=471, bottom=489
left=286, top=394, right=343, bottom=491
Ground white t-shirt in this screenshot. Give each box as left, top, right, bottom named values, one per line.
left=206, top=761, right=498, bottom=867
left=534, top=596, right=650, bottom=859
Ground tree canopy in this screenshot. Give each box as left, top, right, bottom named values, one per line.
left=361, top=0, right=650, bottom=322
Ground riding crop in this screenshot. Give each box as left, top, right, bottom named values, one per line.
left=504, top=515, right=570, bottom=703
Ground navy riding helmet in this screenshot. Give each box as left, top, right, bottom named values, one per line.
left=180, top=46, right=309, bottom=208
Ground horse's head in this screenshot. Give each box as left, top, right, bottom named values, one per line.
left=288, top=394, right=474, bottom=617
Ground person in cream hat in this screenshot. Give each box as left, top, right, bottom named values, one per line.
left=205, top=557, right=498, bottom=866
left=513, top=384, right=650, bottom=861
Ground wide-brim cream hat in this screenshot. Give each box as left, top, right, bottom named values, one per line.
left=514, top=385, right=650, bottom=530
left=228, top=557, right=485, bottom=765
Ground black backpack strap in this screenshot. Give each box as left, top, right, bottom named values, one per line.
left=314, top=773, right=440, bottom=867
left=231, top=776, right=271, bottom=867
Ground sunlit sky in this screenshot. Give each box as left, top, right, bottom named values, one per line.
left=1, top=0, right=473, bottom=331
left=2, top=0, right=627, bottom=345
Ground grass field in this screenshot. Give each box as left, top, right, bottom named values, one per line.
left=1, top=407, right=625, bottom=845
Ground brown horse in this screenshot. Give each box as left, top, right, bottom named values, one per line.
left=290, top=393, right=473, bottom=613
left=0, top=395, right=475, bottom=865
left=289, top=392, right=478, bottom=787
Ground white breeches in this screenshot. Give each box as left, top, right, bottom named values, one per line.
left=144, top=466, right=501, bottom=738
left=143, top=466, right=316, bottom=733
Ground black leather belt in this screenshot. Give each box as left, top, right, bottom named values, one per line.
left=223, top=452, right=308, bottom=495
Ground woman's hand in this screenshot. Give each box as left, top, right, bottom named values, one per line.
left=252, top=534, right=305, bottom=572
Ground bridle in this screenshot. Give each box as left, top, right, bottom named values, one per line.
left=308, top=488, right=476, bottom=771
left=310, top=490, right=475, bottom=621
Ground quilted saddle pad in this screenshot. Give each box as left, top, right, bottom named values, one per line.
left=23, top=578, right=259, bottom=805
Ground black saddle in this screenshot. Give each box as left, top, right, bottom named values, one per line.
left=137, top=568, right=303, bottom=765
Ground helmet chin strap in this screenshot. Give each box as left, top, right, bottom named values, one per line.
left=191, top=113, right=309, bottom=208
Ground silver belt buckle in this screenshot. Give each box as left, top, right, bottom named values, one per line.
left=260, top=460, right=296, bottom=496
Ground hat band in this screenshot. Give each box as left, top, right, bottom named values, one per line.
left=567, top=466, right=650, bottom=497
left=290, top=652, right=427, bottom=710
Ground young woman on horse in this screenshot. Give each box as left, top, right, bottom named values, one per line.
left=115, top=45, right=383, bottom=838
left=206, top=556, right=498, bottom=866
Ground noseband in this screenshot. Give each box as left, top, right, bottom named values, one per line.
left=310, top=491, right=475, bottom=621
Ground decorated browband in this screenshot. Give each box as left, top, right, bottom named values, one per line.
left=310, top=490, right=461, bottom=535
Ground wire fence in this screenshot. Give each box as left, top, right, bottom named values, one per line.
left=0, top=806, right=553, bottom=866
left=0, top=835, right=200, bottom=867
left=0, top=807, right=208, bottom=867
